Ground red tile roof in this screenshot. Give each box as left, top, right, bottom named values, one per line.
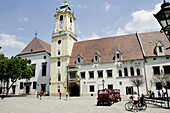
left=18, top=37, right=51, bottom=56
left=138, top=31, right=170, bottom=57
left=69, top=33, right=144, bottom=66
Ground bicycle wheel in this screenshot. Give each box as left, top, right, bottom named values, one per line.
left=125, top=102, right=133, bottom=111
left=138, top=102, right=147, bottom=111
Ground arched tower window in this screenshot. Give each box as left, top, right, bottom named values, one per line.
left=130, top=67, right=134, bottom=76
left=60, top=15, right=63, bottom=21
left=119, top=70, right=122, bottom=77
left=137, top=69, right=140, bottom=76
left=124, top=68, right=128, bottom=76
left=57, top=61, right=61, bottom=67
left=58, top=73, right=61, bottom=81
left=70, top=17, right=72, bottom=23
left=58, top=50, right=60, bottom=55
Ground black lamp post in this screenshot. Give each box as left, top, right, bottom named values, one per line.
left=102, top=79, right=105, bottom=90
left=154, top=0, right=170, bottom=41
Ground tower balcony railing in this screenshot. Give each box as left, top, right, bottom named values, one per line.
left=52, top=30, right=77, bottom=40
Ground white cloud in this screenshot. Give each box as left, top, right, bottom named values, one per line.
left=18, top=27, right=25, bottom=31
left=19, top=17, right=29, bottom=22
left=0, top=33, right=26, bottom=49
left=79, top=32, right=100, bottom=41
left=78, top=4, right=87, bottom=9
left=116, top=3, right=161, bottom=35
left=104, top=2, right=111, bottom=11
left=102, top=26, right=114, bottom=36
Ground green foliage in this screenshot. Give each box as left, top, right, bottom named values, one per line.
left=0, top=55, right=34, bottom=96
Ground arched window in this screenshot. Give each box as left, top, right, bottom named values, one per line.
left=60, top=15, right=63, bottom=21
left=57, top=61, right=61, bottom=67
left=58, top=74, right=61, bottom=81
left=119, top=70, right=122, bottom=77
left=137, top=69, right=140, bottom=76
left=70, top=17, right=72, bottom=23
left=58, top=50, right=60, bottom=55
left=130, top=67, right=134, bottom=76
left=20, top=82, right=23, bottom=89
left=124, top=68, right=128, bottom=76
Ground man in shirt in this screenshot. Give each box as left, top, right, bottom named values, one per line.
left=133, top=91, right=139, bottom=112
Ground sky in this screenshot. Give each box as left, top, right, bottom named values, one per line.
left=0, top=0, right=164, bottom=57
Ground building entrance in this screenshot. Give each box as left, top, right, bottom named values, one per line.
left=26, top=86, right=30, bottom=94
left=69, top=83, right=80, bottom=96
left=12, top=85, right=16, bottom=94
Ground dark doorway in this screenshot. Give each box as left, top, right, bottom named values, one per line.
left=70, top=85, right=80, bottom=96
left=126, top=86, right=133, bottom=95
left=41, top=84, right=46, bottom=94
left=26, top=86, right=30, bottom=94
left=12, top=85, right=16, bottom=94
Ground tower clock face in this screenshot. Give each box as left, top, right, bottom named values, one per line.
left=59, top=21, right=63, bottom=27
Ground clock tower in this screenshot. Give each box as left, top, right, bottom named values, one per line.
left=50, top=0, right=77, bottom=95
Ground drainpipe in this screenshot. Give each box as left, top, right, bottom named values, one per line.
left=136, top=32, right=148, bottom=95
left=66, top=66, right=68, bottom=92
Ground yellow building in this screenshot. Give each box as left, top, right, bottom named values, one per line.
left=50, top=0, right=77, bottom=96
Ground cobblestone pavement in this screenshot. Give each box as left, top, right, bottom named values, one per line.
left=0, top=95, right=169, bottom=113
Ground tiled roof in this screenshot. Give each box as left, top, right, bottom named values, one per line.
left=18, top=37, right=51, bottom=56
left=138, top=31, right=170, bottom=57
left=69, top=33, right=144, bottom=66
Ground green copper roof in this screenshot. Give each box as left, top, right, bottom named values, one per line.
left=60, top=0, right=71, bottom=12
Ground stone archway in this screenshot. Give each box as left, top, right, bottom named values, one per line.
left=69, top=83, right=80, bottom=96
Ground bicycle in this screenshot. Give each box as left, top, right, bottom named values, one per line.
left=124, top=99, right=147, bottom=111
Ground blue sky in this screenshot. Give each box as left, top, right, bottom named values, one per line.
left=0, top=0, right=163, bottom=57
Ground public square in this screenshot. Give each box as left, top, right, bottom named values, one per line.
left=0, top=95, right=169, bottom=113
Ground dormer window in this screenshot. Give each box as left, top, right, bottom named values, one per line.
left=93, top=52, right=100, bottom=64
left=115, top=49, right=122, bottom=61
left=155, top=41, right=165, bottom=56
left=76, top=54, right=83, bottom=65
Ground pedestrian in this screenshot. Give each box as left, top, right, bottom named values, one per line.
left=132, top=91, right=139, bottom=112
left=66, top=91, right=68, bottom=99
left=37, top=91, right=39, bottom=99
left=152, top=91, right=155, bottom=98
left=158, top=90, right=161, bottom=97
left=59, top=91, right=61, bottom=99
left=140, top=94, right=145, bottom=106
left=40, top=91, right=42, bottom=100
left=162, top=90, right=165, bottom=99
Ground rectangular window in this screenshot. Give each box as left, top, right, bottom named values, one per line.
left=42, top=62, right=47, bottom=76
left=153, top=66, right=160, bottom=75
left=89, top=85, right=94, bottom=92
left=81, top=72, right=85, bottom=79
left=89, top=71, right=94, bottom=79
left=33, top=82, right=37, bottom=89
left=108, top=84, right=113, bottom=90
left=107, top=70, right=112, bottom=78
left=32, top=64, right=36, bottom=77
left=20, top=82, right=23, bottom=89
left=41, top=84, right=46, bottom=93
left=70, top=73, right=76, bottom=79
left=163, top=65, right=170, bottom=74
left=159, top=47, right=162, bottom=52
left=98, top=71, right=103, bottom=78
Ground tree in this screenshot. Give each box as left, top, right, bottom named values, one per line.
left=0, top=56, right=34, bottom=97
left=153, top=73, right=170, bottom=108
left=131, top=78, right=144, bottom=96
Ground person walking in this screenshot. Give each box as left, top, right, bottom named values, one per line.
left=59, top=91, right=61, bottom=99
left=162, top=90, right=165, bottom=99
left=40, top=91, right=42, bottom=100
left=133, top=91, right=139, bottom=112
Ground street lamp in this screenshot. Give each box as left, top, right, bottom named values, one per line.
left=102, top=79, right=105, bottom=90
left=154, top=0, right=170, bottom=41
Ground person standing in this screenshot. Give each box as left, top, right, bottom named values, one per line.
left=162, top=90, right=165, bottom=99
left=158, top=90, right=161, bottom=97
left=133, top=92, right=139, bottom=112
left=66, top=91, right=68, bottom=99
left=59, top=91, right=61, bottom=99
left=40, top=91, right=42, bottom=100
left=37, top=91, right=39, bottom=99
